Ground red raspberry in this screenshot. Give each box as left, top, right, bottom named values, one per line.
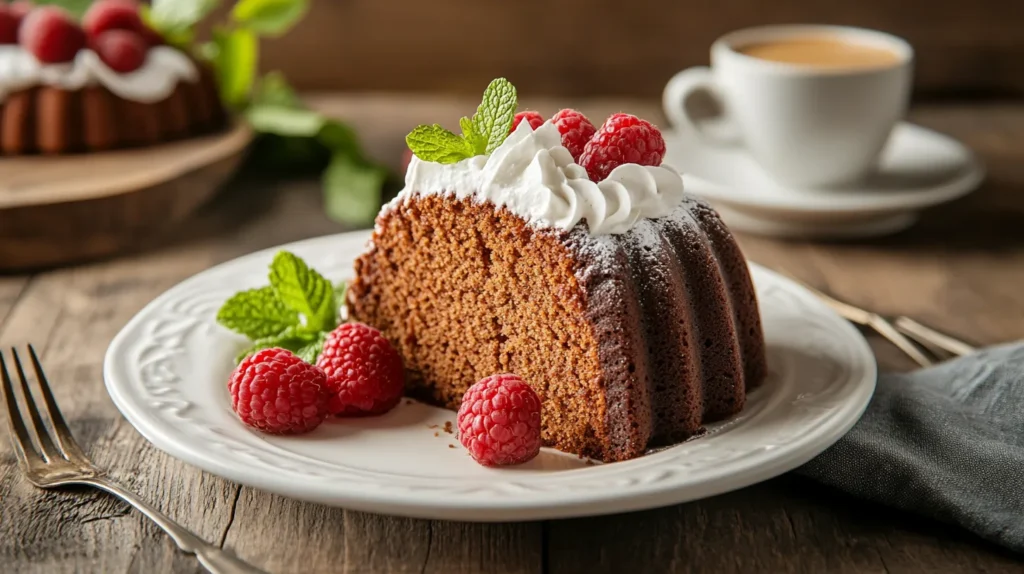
left=0, top=6, right=22, bottom=45
left=228, top=348, right=330, bottom=435
left=92, top=29, right=146, bottom=73
left=457, top=374, right=542, bottom=467
left=511, top=110, right=544, bottom=133
left=82, top=0, right=143, bottom=40
left=316, top=322, right=405, bottom=416
left=550, top=109, right=596, bottom=162
left=578, top=113, right=667, bottom=182
left=19, top=6, right=86, bottom=64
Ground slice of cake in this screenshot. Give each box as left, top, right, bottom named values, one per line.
left=348, top=79, right=767, bottom=462
left=0, top=2, right=225, bottom=155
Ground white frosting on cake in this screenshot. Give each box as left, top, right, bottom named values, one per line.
left=393, top=120, right=685, bottom=235
left=0, top=45, right=198, bottom=104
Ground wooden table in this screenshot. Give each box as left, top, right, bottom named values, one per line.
left=2, top=96, right=1023, bottom=573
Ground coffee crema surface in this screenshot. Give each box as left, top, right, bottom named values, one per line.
left=737, top=37, right=901, bottom=70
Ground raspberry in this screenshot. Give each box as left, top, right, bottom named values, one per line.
left=92, top=29, right=146, bottom=73
left=82, top=0, right=144, bottom=40
left=457, top=374, right=542, bottom=467
left=0, top=6, right=22, bottom=45
left=550, top=109, right=596, bottom=161
left=228, top=348, right=330, bottom=435
left=511, top=110, right=544, bottom=133
left=9, top=2, right=33, bottom=20
left=578, top=113, right=667, bottom=182
left=316, top=322, right=405, bottom=416
left=19, top=6, right=86, bottom=64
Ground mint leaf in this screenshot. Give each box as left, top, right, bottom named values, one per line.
left=33, top=0, right=92, bottom=18
left=268, top=251, right=336, bottom=332
left=252, top=72, right=303, bottom=108
left=296, top=331, right=328, bottom=363
left=234, top=326, right=321, bottom=363
left=323, top=154, right=386, bottom=226
left=406, top=124, right=474, bottom=164
left=151, top=0, right=222, bottom=31
left=212, top=27, right=258, bottom=108
left=246, top=106, right=324, bottom=137
left=232, top=0, right=309, bottom=36
left=217, top=286, right=299, bottom=340
left=460, top=116, right=486, bottom=155
left=319, top=121, right=360, bottom=155
left=471, top=78, right=517, bottom=154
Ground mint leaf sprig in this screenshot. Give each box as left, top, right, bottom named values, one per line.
left=405, top=78, right=518, bottom=165
left=217, top=251, right=345, bottom=363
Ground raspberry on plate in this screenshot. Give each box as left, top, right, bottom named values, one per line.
left=228, top=348, right=330, bottom=435
left=92, top=29, right=147, bottom=73
left=578, top=113, right=667, bottom=182
left=550, top=109, right=596, bottom=162
left=19, top=6, right=87, bottom=64
left=316, top=322, right=405, bottom=417
left=512, top=110, right=544, bottom=132
left=82, top=0, right=144, bottom=40
left=457, top=374, right=542, bottom=467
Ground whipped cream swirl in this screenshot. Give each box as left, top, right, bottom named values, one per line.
left=0, top=45, right=198, bottom=104
left=398, top=120, right=684, bottom=235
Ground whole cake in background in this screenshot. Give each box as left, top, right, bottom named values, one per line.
left=347, top=78, right=768, bottom=463
left=0, top=1, right=224, bottom=155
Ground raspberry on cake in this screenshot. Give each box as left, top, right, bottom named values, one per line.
left=347, top=79, right=767, bottom=462
left=551, top=108, right=596, bottom=161
left=19, top=6, right=86, bottom=64
left=512, top=110, right=544, bottom=132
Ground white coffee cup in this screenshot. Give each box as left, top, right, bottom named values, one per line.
left=663, top=25, right=914, bottom=188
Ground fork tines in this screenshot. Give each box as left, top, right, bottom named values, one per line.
left=1, top=345, right=88, bottom=470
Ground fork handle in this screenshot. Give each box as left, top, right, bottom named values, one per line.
left=83, top=477, right=267, bottom=574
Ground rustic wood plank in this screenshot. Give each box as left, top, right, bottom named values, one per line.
left=548, top=477, right=1024, bottom=574
left=2, top=96, right=1024, bottom=573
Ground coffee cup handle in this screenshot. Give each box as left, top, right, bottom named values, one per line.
left=663, top=67, right=739, bottom=146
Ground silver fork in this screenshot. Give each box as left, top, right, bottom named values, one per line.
left=1, top=345, right=267, bottom=574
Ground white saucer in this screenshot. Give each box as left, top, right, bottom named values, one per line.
left=103, top=231, right=876, bottom=521
left=664, top=122, right=984, bottom=239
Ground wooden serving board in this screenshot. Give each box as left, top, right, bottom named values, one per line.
left=0, top=122, right=252, bottom=271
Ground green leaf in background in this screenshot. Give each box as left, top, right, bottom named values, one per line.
left=253, top=71, right=303, bottom=108
left=32, top=0, right=92, bottom=18
left=471, top=78, right=517, bottom=154
left=318, top=121, right=360, bottom=156
left=232, top=0, right=309, bottom=36
left=216, top=286, right=299, bottom=340
left=140, top=4, right=195, bottom=49
left=323, top=154, right=387, bottom=226
left=268, top=251, right=336, bottom=332
left=246, top=106, right=325, bottom=137
left=151, top=0, right=222, bottom=31
left=212, top=26, right=258, bottom=108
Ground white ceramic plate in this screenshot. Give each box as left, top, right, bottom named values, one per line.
left=664, top=122, right=984, bottom=239
left=104, top=231, right=876, bottom=521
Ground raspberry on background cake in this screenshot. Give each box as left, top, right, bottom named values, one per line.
left=0, top=0, right=226, bottom=155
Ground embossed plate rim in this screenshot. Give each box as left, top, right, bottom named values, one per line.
left=104, top=231, right=876, bottom=521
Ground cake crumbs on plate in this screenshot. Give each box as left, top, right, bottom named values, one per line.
left=443, top=421, right=453, bottom=434
left=434, top=432, right=439, bottom=437
left=448, top=444, right=456, bottom=448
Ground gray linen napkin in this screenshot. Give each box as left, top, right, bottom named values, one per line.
left=797, top=342, right=1024, bottom=552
